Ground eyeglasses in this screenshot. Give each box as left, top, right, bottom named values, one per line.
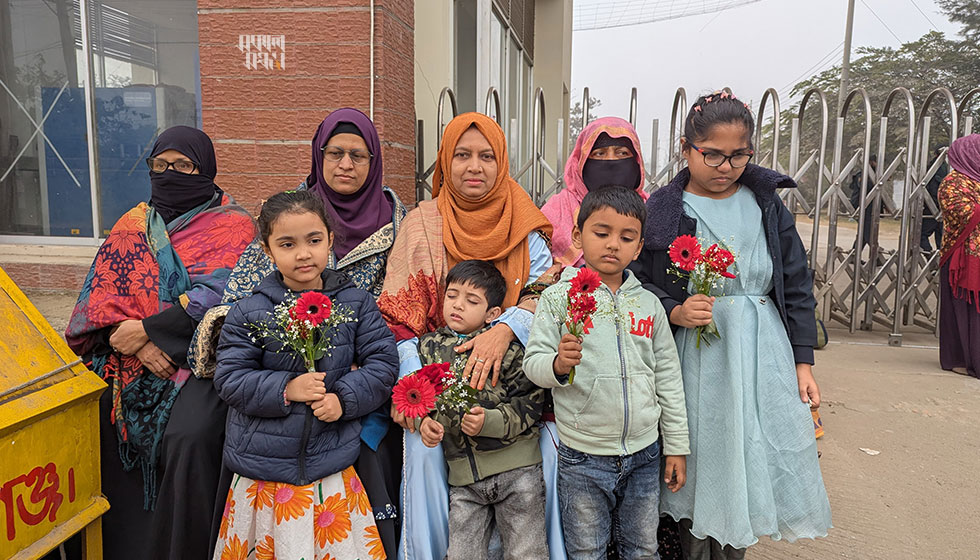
left=321, top=146, right=373, bottom=166
left=688, top=142, right=753, bottom=168
left=146, top=157, right=197, bottom=174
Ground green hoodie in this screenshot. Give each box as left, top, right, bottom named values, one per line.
left=524, top=267, right=690, bottom=457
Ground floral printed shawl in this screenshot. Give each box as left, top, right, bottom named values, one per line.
left=65, top=194, right=254, bottom=508
left=376, top=201, right=448, bottom=341
left=939, top=169, right=980, bottom=310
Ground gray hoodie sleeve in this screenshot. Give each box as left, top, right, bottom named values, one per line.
left=650, top=297, right=690, bottom=456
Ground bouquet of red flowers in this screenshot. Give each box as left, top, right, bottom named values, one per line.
left=392, top=358, right=479, bottom=419
left=562, top=267, right=603, bottom=384
left=250, top=291, right=356, bottom=372
left=668, top=235, right=737, bottom=348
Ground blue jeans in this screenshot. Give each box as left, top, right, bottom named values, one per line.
left=557, top=440, right=662, bottom=560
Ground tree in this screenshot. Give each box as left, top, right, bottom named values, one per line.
left=937, top=0, right=980, bottom=43
left=759, top=3, right=980, bottom=207
left=568, top=96, right=602, bottom=141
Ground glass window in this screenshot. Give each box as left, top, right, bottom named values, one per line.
left=489, top=14, right=504, bottom=94
left=0, top=0, right=199, bottom=240
left=91, top=0, right=200, bottom=236
left=507, top=36, right=521, bottom=165
left=522, top=57, right=532, bottom=165
left=454, top=0, right=477, bottom=113
left=1, top=0, right=91, bottom=237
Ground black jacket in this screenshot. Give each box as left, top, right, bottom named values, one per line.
left=629, top=164, right=817, bottom=364
left=215, top=268, right=398, bottom=484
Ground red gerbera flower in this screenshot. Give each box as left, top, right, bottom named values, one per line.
left=568, top=292, right=597, bottom=325
left=669, top=235, right=702, bottom=272
left=290, top=292, right=333, bottom=326
left=416, top=363, right=452, bottom=395
left=704, top=244, right=736, bottom=278
left=392, top=374, right=437, bottom=418
left=569, top=267, right=603, bottom=294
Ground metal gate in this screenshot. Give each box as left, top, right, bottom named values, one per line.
left=415, top=85, right=980, bottom=344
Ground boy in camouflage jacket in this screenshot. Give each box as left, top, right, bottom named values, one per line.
left=418, top=260, right=548, bottom=559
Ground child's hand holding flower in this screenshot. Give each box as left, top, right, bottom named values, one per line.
left=669, top=294, right=715, bottom=328
left=311, top=393, right=343, bottom=422
left=553, top=333, right=583, bottom=377
left=285, top=371, right=326, bottom=403
left=419, top=417, right=445, bottom=447
left=461, top=406, right=486, bottom=436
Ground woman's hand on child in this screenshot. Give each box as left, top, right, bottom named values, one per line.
left=669, top=295, right=715, bottom=328
left=419, top=417, right=444, bottom=447
left=456, top=323, right=516, bottom=390
left=664, top=455, right=687, bottom=493
left=285, top=372, right=326, bottom=403
left=311, top=393, right=343, bottom=422
left=461, top=406, right=486, bottom=436
left=796, top=363, right=820, bottom=408
left=391, top=402, right=419, bottom=433
left=110, top=319, right=149, bottom=355
left=553, top=333, right=583, bottom=376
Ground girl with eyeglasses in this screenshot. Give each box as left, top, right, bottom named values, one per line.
left=629, top=92, right=832, bottom=559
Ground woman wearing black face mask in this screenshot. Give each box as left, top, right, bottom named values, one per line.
left=66, top=126, right=255, bottom=560
left=542, top=117, right=649, bottom=266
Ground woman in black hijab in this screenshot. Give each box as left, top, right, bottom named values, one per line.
left=66, top=126, right=256, bottom=560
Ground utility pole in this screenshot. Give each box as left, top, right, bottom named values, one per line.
left=838, top=0, right=856, bottom=112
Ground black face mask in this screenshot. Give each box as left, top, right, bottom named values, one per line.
left=581, top=158, right=641, bottom=191
left=149, top=170, right=216, bottom=222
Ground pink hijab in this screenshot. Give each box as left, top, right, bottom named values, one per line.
left=948, top=133, right=980, bottom=182
left=542, top=117, right=648, bottom=266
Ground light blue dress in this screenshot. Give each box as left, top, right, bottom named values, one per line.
left=397, top=232, right=566, bottom=560
left=660, top=186, right=831, bottom=549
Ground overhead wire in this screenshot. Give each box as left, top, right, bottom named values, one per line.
left=573, top=0, right=762, bottom=31
left=776, top=41, right=846, bottom=99
left=859, top=0, right=904, bottom=43
left=906, top=0, right=940, bottom=32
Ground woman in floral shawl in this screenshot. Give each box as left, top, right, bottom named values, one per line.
left=377, top=112, right=565, bottom=560
left=65, top=126, right=255, bottom=560
left=542, top=116, right=648, bottom=266
left=939, top=133, right=980, bottom=378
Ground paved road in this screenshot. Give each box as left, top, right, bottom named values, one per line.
left=754, top=327, right=979, bottom=560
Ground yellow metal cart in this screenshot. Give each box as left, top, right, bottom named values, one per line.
left=0, top=265, right=108, bottom=559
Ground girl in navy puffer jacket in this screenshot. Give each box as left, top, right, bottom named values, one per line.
left=213, top=191, right=398, bottom=560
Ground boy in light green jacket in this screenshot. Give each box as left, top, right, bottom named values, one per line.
left=523, top=186, right=689, bottom=560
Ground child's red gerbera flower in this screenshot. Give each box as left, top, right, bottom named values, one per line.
left=705, top=245, right=736, bottom=276
left=416, top=363, right=452, bottom=395
left=568, top=292, right=597, bottom=325
left=392, top=374, right=437, bottom=418
left=290, top=292, right=333, bottom=326
left=570, top=267, right=603, bottom=294
left=669, top=235, right=702, bottom=272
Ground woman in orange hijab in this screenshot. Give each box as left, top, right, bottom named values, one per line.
left=377, top=112, right=563, bottom=560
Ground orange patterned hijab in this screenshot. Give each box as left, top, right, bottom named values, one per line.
left=432, top=112, right=553, bottom=307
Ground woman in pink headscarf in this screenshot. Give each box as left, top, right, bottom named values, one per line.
left=939, top=133, right=980, bottom=378
left=542, top=117, right=649, bottom=266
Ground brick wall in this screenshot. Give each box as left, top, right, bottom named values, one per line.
left=197, top=0, right=416, bottom=212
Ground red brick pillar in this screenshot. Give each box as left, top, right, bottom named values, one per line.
left=197, top=0, right=416, bottom=213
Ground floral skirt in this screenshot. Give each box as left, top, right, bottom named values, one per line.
left=214, top=466, right=386, bottom=560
